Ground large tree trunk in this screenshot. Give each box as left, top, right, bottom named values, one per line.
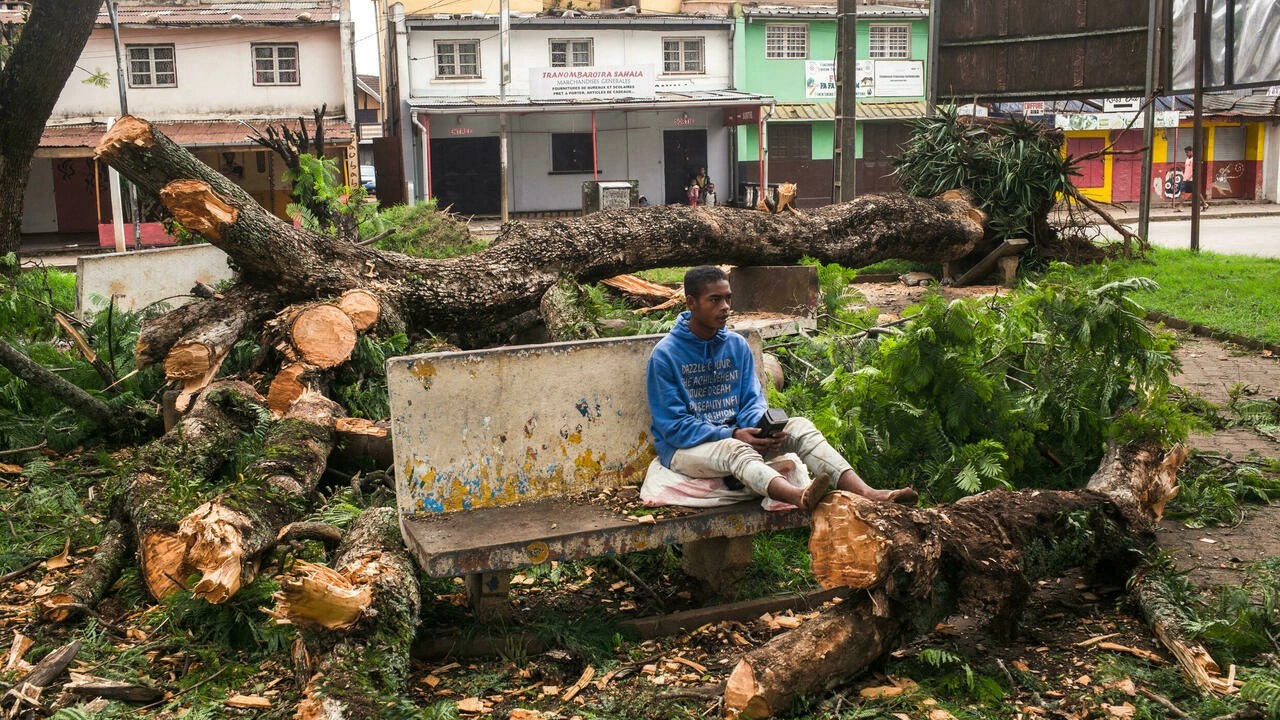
left=95, top=116, right=985, bottom=362
left=0, top=0, right=102, bottom=259
left=724, top=442, right=1187, bottom=718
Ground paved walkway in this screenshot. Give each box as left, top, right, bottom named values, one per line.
left=1171, top=332, right=1280, bottom=459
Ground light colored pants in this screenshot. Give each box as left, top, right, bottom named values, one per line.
left=668, top=417, right=854, bottom=497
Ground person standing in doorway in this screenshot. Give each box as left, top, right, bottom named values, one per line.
left=1174, top=145, right=1208, bottom=212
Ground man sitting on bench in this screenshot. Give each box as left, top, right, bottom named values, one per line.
left=645, top=265, right=918, bottom=512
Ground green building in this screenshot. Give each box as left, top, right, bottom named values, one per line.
left=732, top=3, right=929, bottom=207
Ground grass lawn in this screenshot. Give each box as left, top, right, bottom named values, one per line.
left=1083, top=247, right=1280, bottom=346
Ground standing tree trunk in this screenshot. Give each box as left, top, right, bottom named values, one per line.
left=0, top=0, right=102, bottom=260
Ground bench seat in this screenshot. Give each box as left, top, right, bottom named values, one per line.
left=400, top=499, right=808, bottom=577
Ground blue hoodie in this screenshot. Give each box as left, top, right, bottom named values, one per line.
left=646, top=311, right=768, bottom=466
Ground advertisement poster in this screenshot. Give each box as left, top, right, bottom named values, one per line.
left=872, top=60, right=925, bottom=97
left=805, top=60, right=836, bottom=99
left=856, top=60, right=874, bottom=98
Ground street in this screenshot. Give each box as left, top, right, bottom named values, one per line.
left=1138, top=214, right=1280, bottom=258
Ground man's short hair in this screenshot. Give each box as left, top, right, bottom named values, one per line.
left=1184, top=145, right=1193, bottom=152
left=683, top=265, right=729, bottom=299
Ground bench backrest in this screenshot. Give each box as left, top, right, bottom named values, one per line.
left=390, top=332, right=762, bottom=515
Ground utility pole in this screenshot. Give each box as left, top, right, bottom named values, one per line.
left=833, top=0, right=857, bottom=202
left=106, top=0, right=143, bottom=251
left=1191, top=0, right=1205, bottom=252
left=1137, top=0, right=1159, bottom=244
left=498, top=0, right=510, bottom=223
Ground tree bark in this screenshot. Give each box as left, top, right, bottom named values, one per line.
left=0, top=0, right=101, bottom=259
left=271, top=507, right=421, bottom=720
left=724, top=442, right=1188, bottom=718
left=39, top=517, right=131, bottom=622
left=0, top=337, right=119, bottom=428
left=96, top=116, right=985, bottom=356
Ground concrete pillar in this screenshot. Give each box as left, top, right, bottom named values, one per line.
left=681, top=535, right=754, bottom=598
left=464, top=572, right=513, bottom=620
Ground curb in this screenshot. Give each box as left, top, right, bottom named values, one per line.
left=1134, top=211, right=1280, bottom=224
left=1147, top=311, right=1280, bottom=357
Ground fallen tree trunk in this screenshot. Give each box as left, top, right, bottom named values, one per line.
left=39, top=516, right=131, bottom=622
left=178, top=391, right=340, bottom=603
left=96, top=115, right=985, bottom=364
left=270, top=506, right=421, bottom=719
left=724, top=442, right=1188, bottom=718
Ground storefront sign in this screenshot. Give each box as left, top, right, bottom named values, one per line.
left=1053, top=110, right=1180, bottom=130
left=448, top=127, right=474, bottom=136
left=1023, top=101, right=1045, bottom=116
left=530, top=65, right=656, bottom=102
left=1104, top=97, right=1143, bottom=112
left=673, top=114, right=695, bottom=126
left=723, top=105, right=761, bottom=126
left=805, top=61, right=836, bottom=99
left=872, top=60, right=925, bottom=97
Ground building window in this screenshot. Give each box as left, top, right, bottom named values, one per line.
left=550, top=38, right=593, bottom=67
left=253, top=43, right=299, bottom=85
left=127, top=44, right=176, bottom=87
left=662, top=38, right=705, bottom=74
left=868, top=24, right=911, bottom=59
left=770, top=124, right=812, bottom=160
left=436, top=40, right=480, bottom=78
left=551, top=133, right=596, bottom=173
left=765, top=24, right=808, bottom=59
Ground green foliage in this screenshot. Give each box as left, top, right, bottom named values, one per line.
left=328, top=332, right=409, bottom=419
left=374, top=199, right=485, bottom=258
left=769, top=264, right=1185, bottom=503
left=894, top=107, right=1075, bottom=243
left=1169, top=456, right=1280, bottom=528
left=163, top=576, right=294, bottom=652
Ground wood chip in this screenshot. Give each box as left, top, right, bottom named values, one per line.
left=0, top=463, right=22, bottom=475
left=422, top=674, right=441, bottom=688
left=672, top=657, right=707, bottom=674
left=1095, top=642, right=1165, bottom=664
left=44, top=538, right=72, bottom=570
left=226, top=694, right=272, bottom=709
left=775, top=615, right=803, bottom=629
left=432, top=662, right=461, bottom=674
left=456, top=697, right=490, bottom=714
left=562, top=666, right=596, bottom=701
left=1074, top=632, right=1121, bottom=647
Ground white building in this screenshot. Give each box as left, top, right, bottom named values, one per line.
left=390, top=8, right=772, bottom=214
left=24, top=1, right=355, bottom=246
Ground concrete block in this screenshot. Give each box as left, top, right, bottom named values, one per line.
left=681, top=535, right=755, bottom=597
left=75, top=244, right=235, bottom=318
left=464, top=571, right=513, bottom=619
left=389, top=333, right=762, bottom=516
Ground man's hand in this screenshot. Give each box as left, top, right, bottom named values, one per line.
left=733, top=426, right=784, bottom=453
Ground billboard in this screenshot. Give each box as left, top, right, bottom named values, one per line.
left=1168, top=0, right=1280, bottom=91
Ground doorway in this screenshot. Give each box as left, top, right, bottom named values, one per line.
left=663, top=129, right=707, bottom=205
left=430, top=136, right=500, bottom=215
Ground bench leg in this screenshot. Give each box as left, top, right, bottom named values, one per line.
left=464, top=572, right=513, bottom=620
left=998, top=256, right=1020, bottom=288
left=681, top=536, right=754, bottom=599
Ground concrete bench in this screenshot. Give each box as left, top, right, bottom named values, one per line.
left=389, top=331, right=810, bottom=615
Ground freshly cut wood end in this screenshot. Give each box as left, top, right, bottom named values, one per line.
left=269, top=559, right=372, bottom=630
left=1149, top=443, right=1189, bottom=521
left=94, top=115, right=154, bottom=158
left=296, top=683, right=346, bottom=720
left=334, top=417, right=388, bottom=438
left=289, top=304, right=357, bottom=369
left=337, top=289, right=381, bottom=332
left=808, top=491, right=891, bottom=590
left=724, top=661, right=771, bottom=719
left=285, top=390, right=342, bottom=428
left=267, top=364, right=310, bottom=417
left=159, top=179, right=238, bottom=241
left=179, top=502, right=253, bottom=604
left=140, top=530, right=191, bottom=600
left=163, top=343, right=214, bottom=381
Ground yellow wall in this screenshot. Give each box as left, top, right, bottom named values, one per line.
left=1247, top=122, right=1265, bottom=161
left=1065, top=129, right=1112, bottom=202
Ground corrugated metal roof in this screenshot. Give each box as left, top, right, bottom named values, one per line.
left=409, top=89, right=773, bottom=112
left=1203, top=93, right=1280, bottom=117
left=744, top=3, right=925, bottom=17
left=105, top=2, right=340, bottom=26
left=769, top=101, right=925, bottom=121
left=407, top=14, right=731, bottom=29
left=41, top=117, right=353, bottom=149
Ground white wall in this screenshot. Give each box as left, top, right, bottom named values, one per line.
left=407, top=24, right=734, bottom=97
left=21, top=160, right=58, bottom=234
left=54, top=26, right=346, bottom=120
left=76, top=244, right=236, bottom=318
left=1264, top=123, right=1280, bottom=203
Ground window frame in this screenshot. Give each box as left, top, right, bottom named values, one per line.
left=434, top=39, right=481, bottom=79
left=252, top=43, right=300, bottom=86
left=764, top=23, right=808, bottom=60
left=868, top=23, right=911, bottom=59
left=126, top=44, right=177, bottom=88
left=662, top=37, right=705, bottom=75
left=549, top=38, right=593, bottom=67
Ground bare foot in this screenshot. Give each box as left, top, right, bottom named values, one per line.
left=799, top=481, right=829, bottom=512
left=863, top=487, right=918, bottom=505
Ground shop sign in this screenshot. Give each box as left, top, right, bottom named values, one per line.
left=723, top=105, right=760, bottom=126
left=448, top=127, right=474, bottom=136
left=872, top=60, right=925, bottom=97
left=1053, top=110, right=1180, bottom=130
left=530, top=65, right=656, bottom=102
left=1104, top=97, right=1143, bottom=112
left=1023, top=101, right=1045, bottom=116
left=805, top=60, right=836, bottom=99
